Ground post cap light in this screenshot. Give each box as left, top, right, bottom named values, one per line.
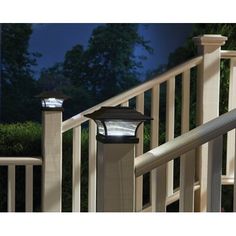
left=36, top=91, right=70, bottom=111
left=85, top=106, right=152, bottom=143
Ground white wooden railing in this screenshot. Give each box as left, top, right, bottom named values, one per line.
left=0, top=157, right=42, bottom=212
left=136, top=108, right=236, bottom=212
left=61, top=55, right=203, bottom=212
left=1, top=34, right=236, bottom=212
left=61, top=35, right=236, bottom=212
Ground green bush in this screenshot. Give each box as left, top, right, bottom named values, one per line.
left=0, top=122, right=41, bottom=211
left=0, top=122, right=41, bottom=156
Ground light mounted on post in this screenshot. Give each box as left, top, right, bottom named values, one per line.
left=85, top=106, right=152, bottom=143
left=36, top=91, right=69, bottom=111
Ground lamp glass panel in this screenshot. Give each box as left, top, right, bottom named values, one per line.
left=96, top=120, right=105, bottom=135
left=105, top=120, right=140, bottom=136
left=42, top=98, right=63, bottom=108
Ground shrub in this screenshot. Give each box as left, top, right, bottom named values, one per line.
left=0, top=122, right=41, bottom=156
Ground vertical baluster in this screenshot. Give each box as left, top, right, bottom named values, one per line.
left=72, top=126, right=81, bottom=212
left=207, top=136, right=223, bottom=212
left=179, top=70, right=195, bottom=212
left=8, top=165, right=15, bottom=212
left=135, top=93, right=144, bottom=211
left=234, top=129, right=236, bottom=212
left=166, top=77, right=175, bottom=196
left=25, top=165, right=33, bottom=212
left=151, top=84, right=166, bottom=212
left=227, top=58, right=236, bottom=177
left=88, top=120, right=97, bottom=212
left=121, top=100, right=129, bottom=107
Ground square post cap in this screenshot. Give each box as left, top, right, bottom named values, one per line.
left=36, top=91, right=70, bottom=111
left=193, top=34, right=227, bottom=46
left=85, top=106, right=152, bottom=143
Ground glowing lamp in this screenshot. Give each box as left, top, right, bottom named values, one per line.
left=85, top=106, right=152, bottom=143
left=36, top=91, right=69, bottom=111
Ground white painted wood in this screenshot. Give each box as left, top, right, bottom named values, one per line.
left=155, top=166, right=167, bottom=212
left=143, top=182, right=201, bottom=212
left=135, top=93, right=144, bottom=211
left=62, top=56, right=203, bottom=133
left=25, top=165, right=33, bottom=212
left=193, top=34, right=227, bottom=212
left=221, top=50, right=236, bottom=59
left=166, top=77, right=175, bottom=196
left=135, top=108, right=236, bottom=177
left=97, top=142, right=135, bottom=212
left=88, top=120, right=97, bottom=212
left=150, top=84, right=166, bottom=211
left=168, top=183, right=200, bottom=207
left=8, top=165, right=15, bottom=212
left=151, top=85, right=160, bottom=149
left=150, top=85, right=159, bottom=211
left=226, top=58, right=236, bottom=177
left=42, top=111, right=62, bottom=212
left=207, top=136, right=223, bottom=212
left=234, top=129, right=236, bottom=212
left=121, top=100, right=129, bottom=107
left=179, top=70, right=195, bottom=212
left=179, top=150, right=195, bottom=212
left=181, top=70, right=190, bottom=134
left=72, top=126, right=81, bottom=212
left=0, top=157, right=42, bottom=165
left=221, top=176, right=234, bottom=185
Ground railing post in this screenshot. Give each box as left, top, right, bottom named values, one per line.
left=85, top=107, right=151, bottom=212
left=42, top=109, right=62, bottom=212
left=193, top=34, right=227, bottom=212
left=97, top=142, right=135, bottom=212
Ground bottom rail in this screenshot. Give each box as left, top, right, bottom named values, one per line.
left=141, top=176, right=235, bottom=212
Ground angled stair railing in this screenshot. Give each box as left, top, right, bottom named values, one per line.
left=62, top=55, right=203, bottom=212
left=135, top=108, right=236, bottom=212
left=59, top=35, right=236, bottom=212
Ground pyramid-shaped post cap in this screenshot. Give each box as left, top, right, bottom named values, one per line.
left=85, top=106, right=152, bottom=143
left=36, top=91, right=70, bottom=111
left=193, top=34, right=228, bottom=46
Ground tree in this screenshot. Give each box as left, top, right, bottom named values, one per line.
left=86, top=24, right=152, bottom=101
left=38, top=61, right=91, bottom=119
left=63, top=44, right=85, bottom=87
left=1, top=24, right=40, bottom=122
left=166, top=24, right=236, bottom=68
left=64, top=24, right=152, bottom=108
left=38, top=63, right=70, bottom=91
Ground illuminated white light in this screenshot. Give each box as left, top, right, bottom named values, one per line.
left=42, top=98, right=63, bottom=108
left=105, top=120, right=140, bottom=136
left=96, top=120, right=105, bottom=135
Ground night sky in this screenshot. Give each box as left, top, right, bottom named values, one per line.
left=29, top=23, right=193, bottom=79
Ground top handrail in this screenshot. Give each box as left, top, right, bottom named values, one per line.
left=0, top=156, right=42, bottom=165
left=135, top=108, right=236, bottom=177
left=221, top=50, right=236, bottom=59
left=62, top=55, right=203, bottom=133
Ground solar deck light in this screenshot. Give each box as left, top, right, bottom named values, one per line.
left=85, top=106, right=152, bottom=212
left=85, top=106, right=152, bottom=143
left=36, top=91, right=69, bottom=111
